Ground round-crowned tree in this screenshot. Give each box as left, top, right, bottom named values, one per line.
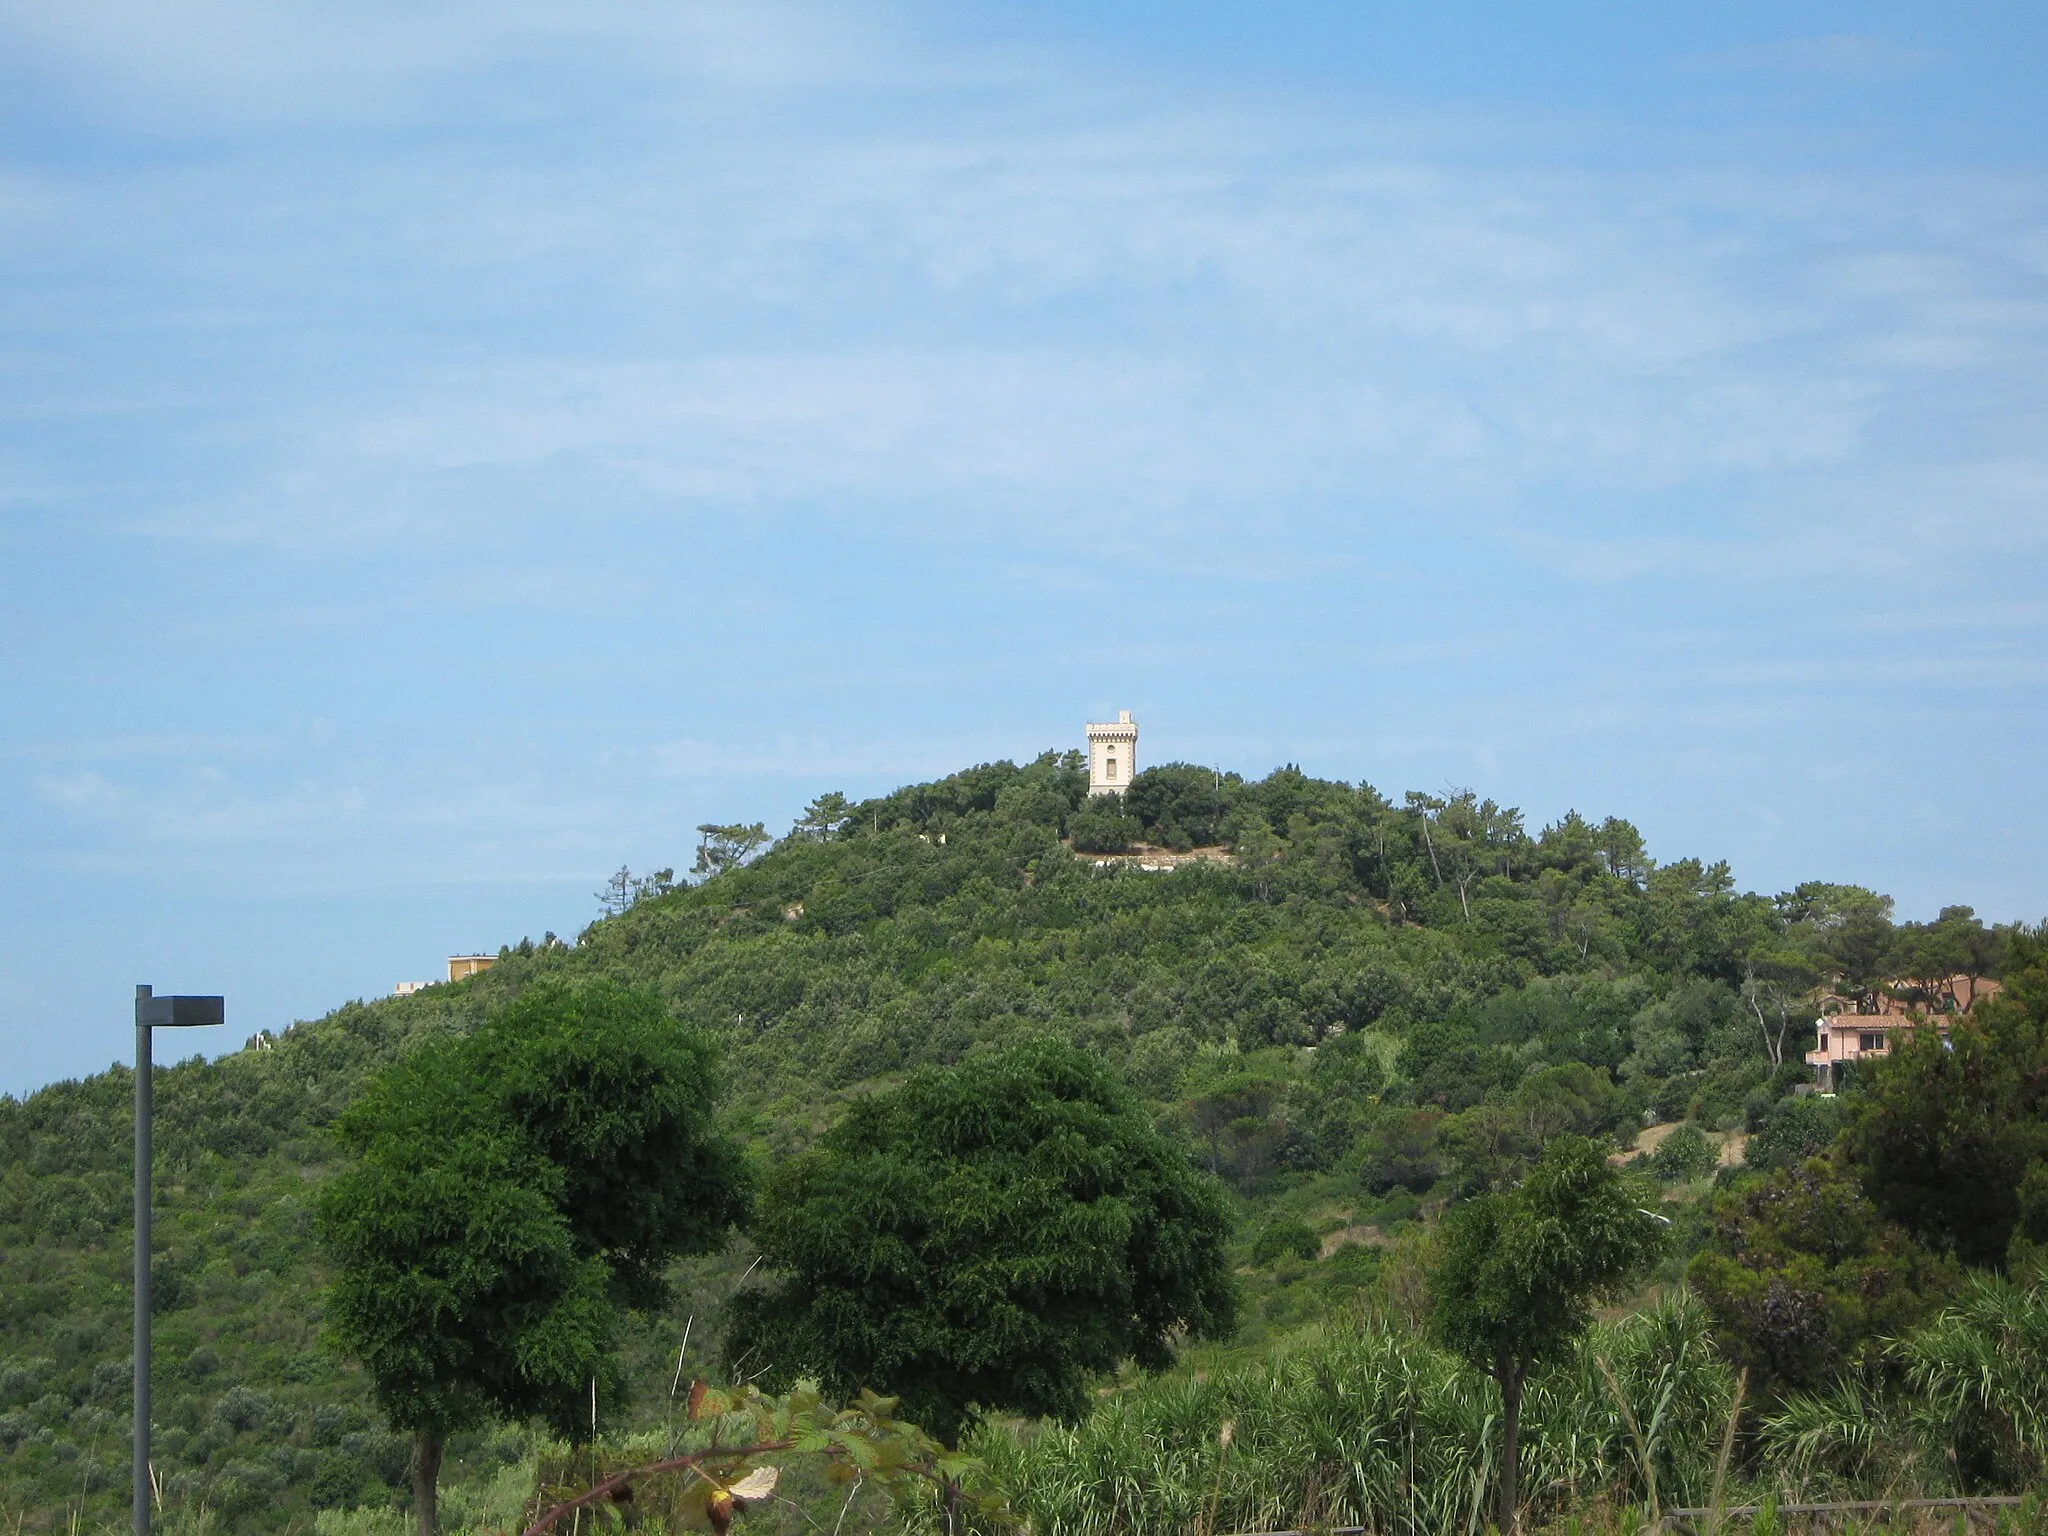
left=1428, top=1135, right=1664, bottom=1534
left=317, top=982, right=747, bottom=1536
left=725, top=1039, right=1236, bottom=1448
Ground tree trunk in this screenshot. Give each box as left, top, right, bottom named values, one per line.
left=412, top=1430, right=445, bottom=1536
left=1497, top=1365, right=1525, bottom=1535
left=1748, top=990, right=1782, bottom=1069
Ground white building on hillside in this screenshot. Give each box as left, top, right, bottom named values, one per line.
left=1086, top=711, right=1138, bottom=795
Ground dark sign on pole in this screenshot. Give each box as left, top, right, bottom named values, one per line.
left=135, top=985, right=223, bottom=1536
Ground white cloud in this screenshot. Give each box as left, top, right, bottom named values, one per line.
left=5, top=4, right=2041, bottom=592
left=1689, top=34, right=1935, bottom=81
left=0, top=0, right=913, bottom=129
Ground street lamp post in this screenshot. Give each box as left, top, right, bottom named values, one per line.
left=134, top=984, right=223, bottom=1536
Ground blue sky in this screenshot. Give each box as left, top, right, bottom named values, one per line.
left=3, top=1, right=2045, bottom=1096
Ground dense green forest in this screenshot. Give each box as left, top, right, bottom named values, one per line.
left=3, top=749, right=2041, bottom=1534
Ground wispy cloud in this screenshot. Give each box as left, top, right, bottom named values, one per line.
left=1689, top=34, right=1935, bottom=81
left=2, top=0, right=2045, bottom=1091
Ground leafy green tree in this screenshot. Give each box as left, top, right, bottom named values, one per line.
left=1398, top=1018, right=1519, bottom=1112
left=793, top=791, right=851, bottom=841
left=1233, top=816, right=1286, bottom=900
left=1689, top=1156, right=1957, bottom=1401
left=1594, top=816, right=1652, bottom=885
left=1743, top=1094, right=1843, bottom=1173
left=1891, top=906, right=2002, bottom=1013
left=1730, top=894, right=1824, bottom=1069
left=1295, top=1030, right=1387, bottom=1167
left=1779, top=883, right=1897, bottom=1007
left=597, top=864, right=637, bottom=917
left=1250, top=1219, right=1321, bottom=1265
left=1357, top=1106, right=1446, bottom=1194
left=1647, top=1123, right=1717, bottom=1183
left=596, top=865, right=677, bottom=917
left=1437, top=1103, right=1535, bottom=1192
left=1942, top=906, right=2006, bottom=1007
left=1844, top=926, right=2048, bottom=1267
left=1513, top=1062, right=1622, bottom=1142
left=693, top=822, right=771, bottom=879
left=1184, top=1065, right=1297, bottom=1192
left=725, top=1040, right=1236, bottom=1447
left=1124, top=762, right=1236, bottom=849
left=317, top=983, right=748, bottom=1535
left=1640, top=859, right=1744, bottom=979
left=1067, top=792, right=1142, bottom=854
left=1430, top=1031, right=1622, bottom=1189
left=1427, top=1136, right=1664, bottom=1533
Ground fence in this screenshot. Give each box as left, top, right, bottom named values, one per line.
left=1659, top=1500, right=2029, bottom=1533
left=1217, top=1500, right=2033, bottom=1536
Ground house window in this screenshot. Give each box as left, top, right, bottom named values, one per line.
left=1817, top=1032, right=1828, bottom=1051
left=1860, top=1032, right=1885, bottom=1053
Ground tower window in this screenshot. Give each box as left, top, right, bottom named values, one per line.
left=1106, top=757, right=1117, bottom=779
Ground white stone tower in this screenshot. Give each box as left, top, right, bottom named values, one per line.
left=1085, top=711, right=1138, bottom=795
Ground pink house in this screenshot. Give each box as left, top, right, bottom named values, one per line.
left=1805, top=975, right=1999, bottom=1091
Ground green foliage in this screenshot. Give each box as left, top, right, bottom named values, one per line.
left=1181, top=1051, right=1308, bottom=1194
left=1430, top=1137, right=1665, bottom=1383
left=968, top=1292, right=1737, bottom=1536
left=694, top=823, right=771, bottom=880
left=1, top=747, right=2024, bottom=1531
left=1357, top=1107, right=1446, bottom=1194
left=1249, top=1221, right=1320, bottom=1266
left=1428, top=1135, right=1665, bottom=1529
left=1845, top=926, right=2048, bottom=1268
left=316, top=982, right=747, bottom=1525
left=524, top=1380, right=999, bottom=1536
left=1066, top=793, right=1143, bottom=854
left=1762, top=1272, right=2048, bottom=1496
left=725, top=1040, right=1236, bottom=1445
left=597, top=865, right=678, bottom=917
left=1648, top=1124, right=1717, bottom=1184
left=1744, top=1094, right=1843, bottom=1173
left=793, top=792, right=853, bottom=841
left=1687, top=1156, right=1959, bottom=1400
left=1902, top=1271, right=2048, bottom=1490
left=1288, top=1031, right=1386, bottom=1170
left=1123, top=763, right=1236, bottom=850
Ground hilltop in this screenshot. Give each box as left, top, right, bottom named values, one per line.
left=0, top=749, right=2011, bottom=1531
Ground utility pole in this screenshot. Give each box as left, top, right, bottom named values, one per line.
left=134, top=985, right=223, bottom=1536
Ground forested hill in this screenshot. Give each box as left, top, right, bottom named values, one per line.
left=0, top=750, right=2010, bottom=1530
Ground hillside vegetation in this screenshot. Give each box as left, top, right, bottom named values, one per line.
left=0, top=750, right=2030, bottom=1532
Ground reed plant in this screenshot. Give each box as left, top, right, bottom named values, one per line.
left=1759, top=1272, right=2048, bottom=1501
left=1903, top=1273, right=2048, bottom=1490
left=960, top=1292, right=1736, bottom=1536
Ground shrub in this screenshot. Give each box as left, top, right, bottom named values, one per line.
left=1250, top=1221, right=1320, bottom=1266
left=1746, top=1095, right=1843, bottom=1173
left=1649, top=1123, right=1717, bottom=1183
left=1068, top=794, right=1143, bottom=854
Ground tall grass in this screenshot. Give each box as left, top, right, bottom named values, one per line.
left=321, top=1278, right=2048, bottom=1535
left=1904, top=1273, right=2048, bottom=1489
left=962, top=1293, right=1736, bottom=1536
left=1761, top=1273, right=2048, bottom=1499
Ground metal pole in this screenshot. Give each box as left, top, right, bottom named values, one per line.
left=134, top=985, right=152, bottom=1536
